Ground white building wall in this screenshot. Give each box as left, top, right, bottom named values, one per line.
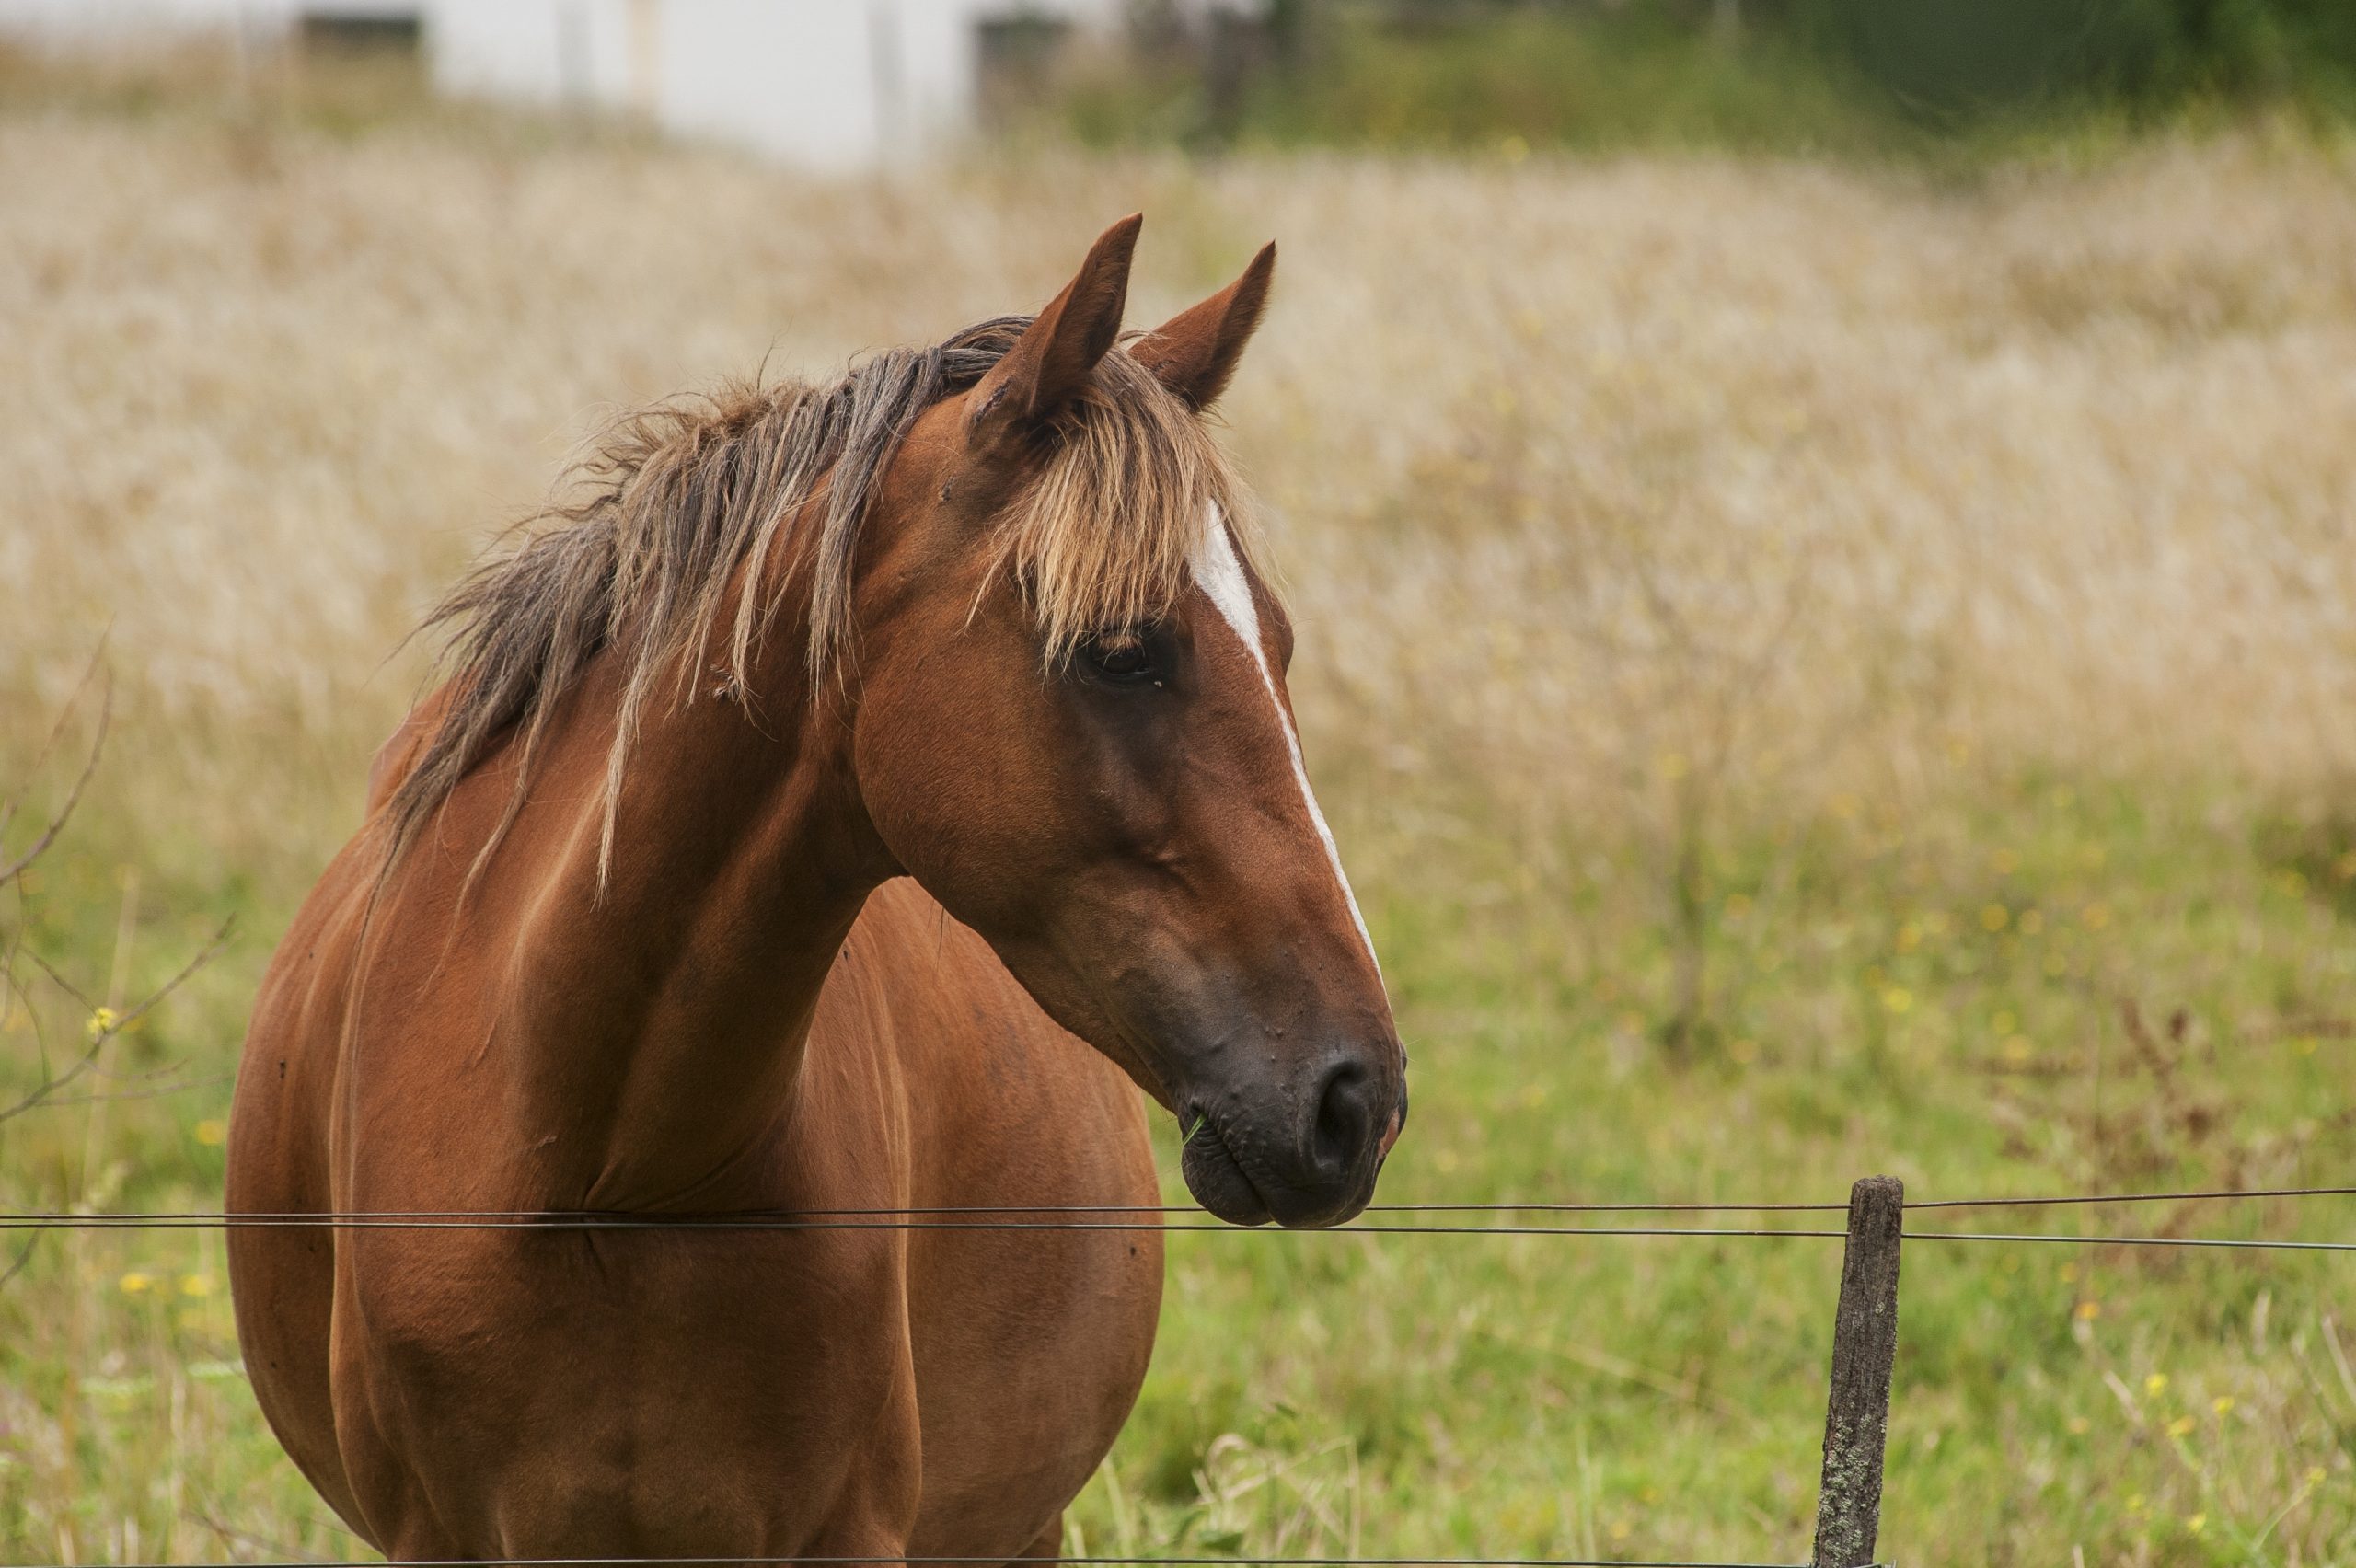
left=424, top=0, right=639, bottom=109
left=0, top=0, right=1137, bottom=171
left=647, top=0, right=888, bottom=169
left=424, top=0, right=1124, bottom=170
left=0, top=0, right=411, bottom=44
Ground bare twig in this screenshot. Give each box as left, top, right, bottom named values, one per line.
left=0, top=665, right=113, bottom=888
left=0, top=639, right=108, bottom=847
left=183, top=1507, right=336, bottom=1565
left=35, top=1068, right=235, bottom=1109
left=0, top=1227, right=40, bottom=1290
left=0, top=917, right=234, bottom=1128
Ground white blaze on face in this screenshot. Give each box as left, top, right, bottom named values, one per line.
left=1188, top=509, right=1383, bottom=986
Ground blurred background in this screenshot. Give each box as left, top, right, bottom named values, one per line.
left=1, top=3, right=2352, bottom=1564
left=12, top=0, right=2356, bottom=164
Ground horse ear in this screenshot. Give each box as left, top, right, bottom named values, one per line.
left=1130, top=241, right=1275, bottom=410
left=967, top=213, right=1142, bottom=453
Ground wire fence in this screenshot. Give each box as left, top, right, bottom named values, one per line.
left=12, top=1182, right=2354, bottom=1221
left=6, top=1182, right=2351, bottom=1248
left=7, top=1180, right=2347, bottom=1568
left=92, top=1559, right=1839, bottom=1568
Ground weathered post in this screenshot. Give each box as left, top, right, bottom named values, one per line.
left=1810, top=1175, right=1903, bottom=1568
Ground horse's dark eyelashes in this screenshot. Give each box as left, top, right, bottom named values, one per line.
left=1078, top=628, right=1162, bottom=688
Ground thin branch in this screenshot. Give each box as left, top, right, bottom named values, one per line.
left=33, top=1068, right=233, bottom=1109
left=0, top=666, right=113, bottom=888
left=0, top=1227, right=40, bottom=1291
left=0, top=638, right=108, bottom=846
left=0, top=916, right=233, bottom=1127
left=182, top=1508, right=335, bottom=1565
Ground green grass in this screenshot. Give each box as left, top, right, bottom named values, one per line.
left=6, top=751, right=2352, bottom=1563
left=1052, top=6, right=1905, bottom=160
left=1041, top=1, right=2356, bottom=168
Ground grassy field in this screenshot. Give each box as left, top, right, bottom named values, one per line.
left=3, top=52, right=2355, bottom=1568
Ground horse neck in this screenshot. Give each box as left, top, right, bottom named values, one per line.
left=452, top=618, right=893, bottom=1210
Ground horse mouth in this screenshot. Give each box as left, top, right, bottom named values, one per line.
left=1179, top=1107, right=1379, bottom=1229
left=1179, top=1113, right=1276, bottom=1227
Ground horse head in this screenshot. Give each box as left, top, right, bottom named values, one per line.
left=847, top=216, right=1407, bottom=1228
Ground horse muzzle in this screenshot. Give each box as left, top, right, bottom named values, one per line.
left=1178, top=1049, right=1404, bottom=1228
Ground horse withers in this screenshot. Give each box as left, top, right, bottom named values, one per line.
left=226, top=215, right=1407, bottom=1562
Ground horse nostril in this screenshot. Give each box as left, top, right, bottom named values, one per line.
left=1310, top=1060, right=1375, bottom=1179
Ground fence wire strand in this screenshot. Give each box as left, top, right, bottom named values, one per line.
left=8, top=1183, right=2350, bottom=1234
left=1911, top=1183, right=2356, bottom=1210
left=0, top=1212, right=1847, bottom=1239
left=91, top=1559, right=1824, bottom=1568
left=4, top=1205, right=2351, bottom=1250
left=1904, top=1230, right=2356, bottom=1252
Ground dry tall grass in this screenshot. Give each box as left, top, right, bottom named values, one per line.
left=5, top=107, right=2353, bottom=880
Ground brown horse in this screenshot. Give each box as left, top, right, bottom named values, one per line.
left=225, top=215, right=1405, bottom=1563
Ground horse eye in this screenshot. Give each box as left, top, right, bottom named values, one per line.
left=1080, top=630, right=1159, bottom=687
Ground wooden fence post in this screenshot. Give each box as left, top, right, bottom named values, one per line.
left=1810, top=1175, right=1903, bottom=1568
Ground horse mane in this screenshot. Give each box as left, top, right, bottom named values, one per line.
left=381, top=315, right=1261, bottom=886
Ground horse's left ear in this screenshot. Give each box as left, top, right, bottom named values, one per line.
left=1130, top=241, right=1276, bottom=410
left=967, top=214, right=1142, bottom=454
